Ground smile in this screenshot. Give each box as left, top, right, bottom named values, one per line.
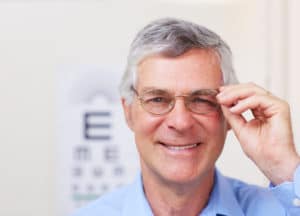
left=159, top=142, right=201, bottom=151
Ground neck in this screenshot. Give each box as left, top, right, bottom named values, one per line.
left=141, top=168, right=215, bottom=216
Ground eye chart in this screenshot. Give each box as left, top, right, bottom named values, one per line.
left=57, top=65, right=139, bottom=216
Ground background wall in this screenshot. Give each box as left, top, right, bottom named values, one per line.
left=287, top=0, right=300, bottom=148
left=0, top=0, right=299, bottom=215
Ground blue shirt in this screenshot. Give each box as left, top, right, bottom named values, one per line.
left=72, top=166, right=300, bottom=216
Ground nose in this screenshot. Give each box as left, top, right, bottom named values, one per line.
left=165, top=98, right=195, bottom=132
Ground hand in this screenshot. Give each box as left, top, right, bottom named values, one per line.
left=217, top=83, right=300, bottom=185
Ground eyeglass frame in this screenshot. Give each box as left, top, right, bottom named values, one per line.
left=130, top=86, right=221, bottom=115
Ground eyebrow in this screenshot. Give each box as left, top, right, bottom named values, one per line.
left=191, top=89, right=219, bottom=95
left=140, top=87, right=170, bottom=94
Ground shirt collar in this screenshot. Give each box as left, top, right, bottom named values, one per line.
left=201, top=169, right=244, bottom=216
left=122, top=170, right=245, bottom=216
left=122, top=174, right=153, bottom=216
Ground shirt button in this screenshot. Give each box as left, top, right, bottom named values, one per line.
left=293, top=198, right=300, bottom=206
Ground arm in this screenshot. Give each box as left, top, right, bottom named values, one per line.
left=217, top=83, right=300, bottom=214
left=216, top=83, right=300, bottom=185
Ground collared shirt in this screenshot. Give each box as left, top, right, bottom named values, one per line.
left=72, top=166, right=300, bottom=216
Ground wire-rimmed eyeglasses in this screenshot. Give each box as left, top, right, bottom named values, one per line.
left=131, top=86, right=220, bottom=115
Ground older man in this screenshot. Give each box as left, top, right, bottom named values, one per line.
left=73, top=18, right=300, bottom=216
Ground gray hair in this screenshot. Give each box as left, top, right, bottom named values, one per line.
left=119, top=17, right=238, bottom=103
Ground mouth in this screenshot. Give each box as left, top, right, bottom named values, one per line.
left=158, top=142, right=201, bottom=151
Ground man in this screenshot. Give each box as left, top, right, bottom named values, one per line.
left=73, top=18, right=300, bottom=215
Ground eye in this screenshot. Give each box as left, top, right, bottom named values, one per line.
left=146, top=96, right=170, bottom=103
left=191, top=97, right=217, bottom=107
left=151, top=97, right=163, bottom=102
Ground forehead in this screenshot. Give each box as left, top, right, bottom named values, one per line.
left=136, top=49, right=223, bottom=92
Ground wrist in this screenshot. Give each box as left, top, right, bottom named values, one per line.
left=268, top=155, right=300, bottom=185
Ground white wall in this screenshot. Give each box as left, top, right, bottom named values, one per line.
left=0, top=3, right=56, bottom=216
left=287, top=0, right=300, bottom=153
left=0, top=1, right=297, bottom=215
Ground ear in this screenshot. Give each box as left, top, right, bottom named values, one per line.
left=121, top=98, right=134, bottom=131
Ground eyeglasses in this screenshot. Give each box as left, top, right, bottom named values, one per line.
left=131, top=86, right=220, bottom=115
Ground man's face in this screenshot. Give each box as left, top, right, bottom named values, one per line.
left=122, top=49, right=229, bottom=184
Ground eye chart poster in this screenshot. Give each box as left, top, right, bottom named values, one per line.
left=56, top=64, right=139, bottom=216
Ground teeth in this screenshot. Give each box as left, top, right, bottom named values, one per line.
left=166, top=143, right=199, bottom=151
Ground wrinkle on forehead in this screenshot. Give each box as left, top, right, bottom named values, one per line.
left=136, top=48, right=223, bottom=91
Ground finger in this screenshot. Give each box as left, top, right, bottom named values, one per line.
left=229, top=94, right=277, bottom=118
left=221, top=105, right=246, bottom=133
left=218, top=83, right=269, bottom=106
left=219, top=82, right=267, bottom=94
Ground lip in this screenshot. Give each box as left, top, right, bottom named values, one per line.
left=158, top=141, right=201, bottom=151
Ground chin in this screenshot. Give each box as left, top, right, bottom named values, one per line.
left=160, top=164, right=213, bottom=186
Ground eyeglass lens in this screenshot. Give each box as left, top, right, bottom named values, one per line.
left=136, top=89, right=219, bottom=115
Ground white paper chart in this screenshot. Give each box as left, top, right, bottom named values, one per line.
left=57, top=65, right=139, bottom=216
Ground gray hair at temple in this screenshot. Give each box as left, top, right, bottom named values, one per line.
left=119, top=17, right=238, bottom=103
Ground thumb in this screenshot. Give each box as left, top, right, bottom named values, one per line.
left=221, top=105, right=246, bottom=134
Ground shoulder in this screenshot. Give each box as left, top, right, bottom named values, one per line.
left=71, top=173, right=152, bottom=216
left=226, top=176, right=274, bottom=202
left=224, top=175, right=286, bottom=214
left=71, top=184, right=131, bottom=216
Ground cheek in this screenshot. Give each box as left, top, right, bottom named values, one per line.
left=131, top=106, right=163, bottom=138
left=132, top=112, right=165, bottom=157
left=203, top=111, right=225, bottom=127
left=199, top=112, right=228, bottom=139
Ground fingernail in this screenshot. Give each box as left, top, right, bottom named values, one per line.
left=216, top=92, right=224, bottom=99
